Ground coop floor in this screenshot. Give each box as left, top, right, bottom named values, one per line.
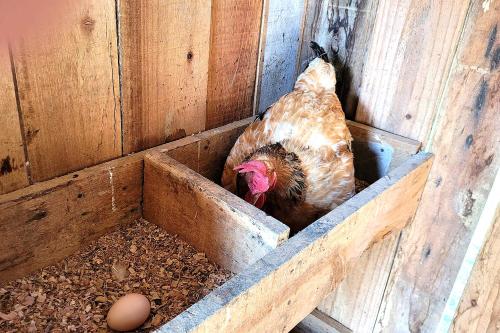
left=0, top=219, right=232, bottom=332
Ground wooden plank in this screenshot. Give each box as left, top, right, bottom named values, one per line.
left=0, top=156, right=142, bottom=284
left=159, top=152, right=433, bottom=332
left=318, top=233, right=400, bottom=332
left=143, top=151, right=289, bottom=274
left=353, top=0, right=471, bottom=143
left=0, top=44, right=28, bottom=194
left=120, top=0, right=212, bottom=153
left=0, top=119, right=251, bottom=283
left=298, top=0, right=381, bottom=118
left=205, top=0, right=263, bottom=129
left=257, top=0, right=307, bottom=113
left=197, top=118, right=249, bottom=182
left=451, top=207, right=500, bottom=333
left=293, top=309, right=353, bottom=333
left=12, top=0, right=121, bottom=182
left=376, top=1, right=500, bottom=331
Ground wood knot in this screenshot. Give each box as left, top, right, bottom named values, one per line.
left=187, top=51, right=193, bottom=61
left=81, top=16, right=96, bottom=33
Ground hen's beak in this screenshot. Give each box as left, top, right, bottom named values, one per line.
left=244, top=191, right=266, bottom=209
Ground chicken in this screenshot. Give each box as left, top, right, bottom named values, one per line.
left=222, top=42, right=355, bottom=233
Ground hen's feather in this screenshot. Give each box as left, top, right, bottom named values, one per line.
left=222, top=58, right=355, bottom=231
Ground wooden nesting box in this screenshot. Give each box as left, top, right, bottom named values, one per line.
left=0, top=117, right=432, bottom=332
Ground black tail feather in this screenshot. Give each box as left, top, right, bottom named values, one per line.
left=310, top=41, right=329, bottom=63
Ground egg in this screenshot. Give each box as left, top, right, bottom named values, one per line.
left=106, top=293, right=151, bottom=331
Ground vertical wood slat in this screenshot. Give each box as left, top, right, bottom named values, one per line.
left=451, top=207, right=500, bottom=332
left=12, top=0, right=121, bottom=182
left=298, top=0, right=380, bottom=119
left=205, top=0, right=263, bottom=129
left=257, top=0, right=307, bottom=114
left=120, top=0, right=211, bottom=154
left=376, top=1, right=500, bottom=331
left=0, top=44, right=29, bottom=194
left=353, top=0, right=471, bottom=144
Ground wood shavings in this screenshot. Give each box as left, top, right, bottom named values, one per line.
left=0, top=219, right=232, bottom=332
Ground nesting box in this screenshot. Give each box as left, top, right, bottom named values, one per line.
left=0, top=117, right=432, bottom=331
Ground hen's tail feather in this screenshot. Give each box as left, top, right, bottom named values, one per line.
left=310, top=41, right=329, bottom=63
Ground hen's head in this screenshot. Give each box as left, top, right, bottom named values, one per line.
left=234, top=160, right=276, bottom=209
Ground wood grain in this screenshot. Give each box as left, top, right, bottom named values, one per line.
left=120, top=0, right=211, bottom=153
left=257, top=0, right=307, bottom=113
left=376, top=1, right=500, bottom=331
left=0, top=44, right=28, bottom=194
left=206, top=0, right=263, bottom=129
left=0, top=118, right=252, bottom=283
left=143, top=151, right=289, bottom=273
left=12, top=0, right=121, bottom=182
left=452, top=207, right=500, bottom=333
left=159, top=153, right=433, bottom=332
left=0, top=155, right=143, bottom=283
left=298, top=0, right=381, bottom=119
left=293, top=309, right=353, bottom=333
left=353, top=0, right=471, bottom=143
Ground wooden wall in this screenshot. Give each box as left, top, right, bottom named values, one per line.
left=0, top=0, right=498, bottom=332
left=0, top=0, right=263, bottom=190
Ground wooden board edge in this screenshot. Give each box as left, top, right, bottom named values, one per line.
left=158, top=152, right=434, bottom=332
left=144, top=151, right=289, bottom=248
left=346, top=120, right=422, bottom=154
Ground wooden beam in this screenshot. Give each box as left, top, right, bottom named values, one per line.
left=143, top=151, right=289, bottom=273
left=11, top=0, right=122, bottom=182
left=159, top=152, right=433, bottom=332
left=206, top=0, right=263, bottom=129
left=120, top=0, right=212, bottom=153
left=0, top=43, right=28, bottom=194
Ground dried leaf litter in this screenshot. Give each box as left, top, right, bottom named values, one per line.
left=0, top=219, right=232, bottom=332
left=0, top=179, right=371, bottom=332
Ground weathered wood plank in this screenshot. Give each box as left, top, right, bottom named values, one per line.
left=143, top=151, right=289, bottom=274
left=120, top=0, right=212, bottom=153
left=0, top=44, right=28, bottom=194
left=293, top=309, right=353, bottom=333
left=0, top=156, right=142, bottom=284
left=12, top=0, right=121, bottom=182
left=206, top=0, right=263, bottom=129
left=353, top=0, right=471, bottom=143
left=257, top=0, right=307, bottom=113
left=159, top=153, right=433, bottom=332
left=298, top=0, right=380, bottom=118
left=376, top=1, right=500, bottom=331
left=452, top=206, right=500, bottom=333
left=197, top=118, right=249, bottom=183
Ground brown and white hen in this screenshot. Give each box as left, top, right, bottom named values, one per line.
left=222, top=43, right=355, bottom=233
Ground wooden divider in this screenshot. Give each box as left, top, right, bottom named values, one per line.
left=160, top=152, right=433, bottom=332
left=143, top=152, right=289, bottom=273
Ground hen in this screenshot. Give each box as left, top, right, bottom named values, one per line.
left=222, top=43, right=355, bottom=233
